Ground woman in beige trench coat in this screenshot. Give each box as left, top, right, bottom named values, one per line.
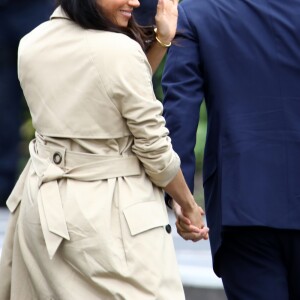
left=0, top=0, right=209, bottom=299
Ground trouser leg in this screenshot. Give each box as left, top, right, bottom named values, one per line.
left=280, top=230, right=300, bottom=300
left=218, top=227, right=289, bottom=300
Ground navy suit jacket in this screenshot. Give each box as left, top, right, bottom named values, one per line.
left=162, top=0, right=300, bottom=273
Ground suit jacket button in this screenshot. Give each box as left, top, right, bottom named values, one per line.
left=165, top=224, right=172, bottom=234
left=53, top=152, right=62, bottom=164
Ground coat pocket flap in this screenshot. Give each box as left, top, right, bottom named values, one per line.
left=123, top=201, right=168, bottom=236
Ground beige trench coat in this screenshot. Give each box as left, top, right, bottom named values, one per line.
left=0, top=6, right=185, bottom=300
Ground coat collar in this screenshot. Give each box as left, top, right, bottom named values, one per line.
left=50, top=6, right=70, bottom=20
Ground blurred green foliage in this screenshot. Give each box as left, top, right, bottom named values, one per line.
left=19, top=99, right=34, bottom=171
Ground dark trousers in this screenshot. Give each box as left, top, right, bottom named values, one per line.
left=218, top=227, right=300, bottom=300
left=0, top=0, right=53, bottom=206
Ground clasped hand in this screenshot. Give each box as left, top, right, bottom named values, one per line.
left=173, top=201, right=209, bottom=242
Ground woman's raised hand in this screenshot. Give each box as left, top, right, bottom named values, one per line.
left=155, top=0, right=179, bottom=45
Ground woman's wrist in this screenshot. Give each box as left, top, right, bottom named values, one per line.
left=154, top=28, right=172, bottom=48
left=180, top=197, right=198, bottom=214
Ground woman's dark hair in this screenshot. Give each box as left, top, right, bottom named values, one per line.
left=55, top=0, right=155, bottom=51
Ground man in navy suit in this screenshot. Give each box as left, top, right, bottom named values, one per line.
left=162, top=1, right=300, bottom=299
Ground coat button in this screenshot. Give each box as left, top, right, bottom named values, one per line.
left=165, top=224, right=172, bottom=234
left=53, top=152, right=62, bottom=165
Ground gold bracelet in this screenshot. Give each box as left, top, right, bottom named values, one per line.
left=154, top=28, right=172, bottom=48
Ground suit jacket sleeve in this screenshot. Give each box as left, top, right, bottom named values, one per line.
left=162, top=4, right=205, bottom=193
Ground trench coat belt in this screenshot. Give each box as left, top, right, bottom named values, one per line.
left=7, top=139, right=142, bottom=259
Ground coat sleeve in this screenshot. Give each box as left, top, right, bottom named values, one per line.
left=162, top=4, right=205, bottom=193
left=98, top=36, right=180, bottom=188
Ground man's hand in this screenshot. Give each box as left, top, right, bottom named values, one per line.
left=173, top=201, right=209, bottom=242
